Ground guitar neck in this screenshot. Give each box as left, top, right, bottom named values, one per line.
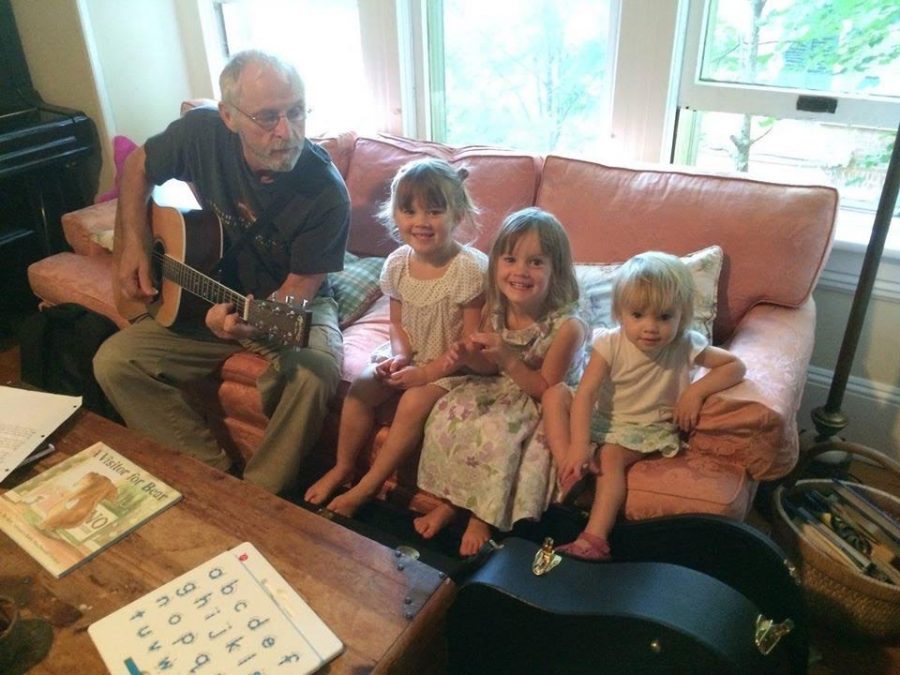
left=156, top=252, right=247, bottom=314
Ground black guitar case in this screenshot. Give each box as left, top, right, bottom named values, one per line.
left=510, top=510, right=809, bottom=672
left=448, top=511, right=808, bottom=673
left=449, top=537, right=798, bottom=675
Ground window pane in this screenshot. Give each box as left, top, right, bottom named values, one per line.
left=432, top=0, right=613, bottom=155
left=700, top=0, right=900, bottom=98
left=216, top=0, right=375, bottom=135
left=673, top=110, right=898, bottom=231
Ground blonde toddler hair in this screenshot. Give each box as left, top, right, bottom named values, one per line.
left=611, top=251, right=695, bottom=337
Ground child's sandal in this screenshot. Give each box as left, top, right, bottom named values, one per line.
left=556, top=531, right=611, bottom=561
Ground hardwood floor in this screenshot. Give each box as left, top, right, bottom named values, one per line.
left=2, top=337, right=898, bottom=672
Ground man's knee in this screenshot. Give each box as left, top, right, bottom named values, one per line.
left=266, top=349, right=341, bottom=413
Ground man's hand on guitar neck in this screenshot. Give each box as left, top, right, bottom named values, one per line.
left=206, top=302, right=258, bottom=341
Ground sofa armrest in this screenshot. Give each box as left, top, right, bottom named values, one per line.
left=61, top=199, right=117, bottom=257
left=689, top=299, right=816, bottom=481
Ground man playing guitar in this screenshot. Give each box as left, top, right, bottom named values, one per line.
left=94, top=50, right=350, bottom=495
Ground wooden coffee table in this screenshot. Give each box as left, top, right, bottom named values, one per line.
left=0, top=410, right=455, bottom=674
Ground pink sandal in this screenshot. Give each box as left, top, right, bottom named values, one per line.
left=556, top=531, right=611, bottom=561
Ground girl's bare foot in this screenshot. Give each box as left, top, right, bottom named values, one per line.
left=303, top=466, right=353, bottom=506
left=326, top=484, right=374, bottom=518
left=459, top=516, right=492, bottom=557
left=414, top=503, right=456, bottom=539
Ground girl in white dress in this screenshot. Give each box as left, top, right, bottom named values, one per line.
left=542, top=251, right=746, bottom=560
left=415, top=208, right=588, bottom=556
left=304, top=158, right=487, bottom=516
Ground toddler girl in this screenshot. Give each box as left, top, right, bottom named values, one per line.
left=415, top=208, right=588, bottom=556
left=543, top=251, right=746, bottom=560
left=304, top=158, right=487, bottom=516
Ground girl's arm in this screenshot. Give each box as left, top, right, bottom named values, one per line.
left=386, top=298, right=484, bottom=387
left=375, top=298, right=413, bottom=378
left=503, top=318, right=587, bottom=399
left=674, top=346, right=746, bottom=432
left=446, top=297, right=498, bottom=375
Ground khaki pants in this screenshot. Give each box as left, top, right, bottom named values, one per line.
left=93, top=298, right=343, bottom=494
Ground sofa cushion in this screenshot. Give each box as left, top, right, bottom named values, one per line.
left=575, top=245, right=723, bottom=339
left=343, top=134, right=542, bottom=257
left=622, top=448, right=753, bottom=520
left=61, top=200, right=118, bottom=257
left=27, top=253, right=130, bottom=329
left=331, top=252, right=385, bottom=328
left=339, top=294, right=391, bottom=383
left=536, top=156, right=838, bottom=341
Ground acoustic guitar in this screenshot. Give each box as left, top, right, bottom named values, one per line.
left=141, top=200, right=312, bottom=347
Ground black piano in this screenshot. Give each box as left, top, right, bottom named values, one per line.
left=1, top=0, right=99, bottom=333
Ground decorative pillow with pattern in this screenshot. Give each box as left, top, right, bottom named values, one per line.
left=575, top=245, right=723, bottom=340
left=331, top=252, right=386, bottom=328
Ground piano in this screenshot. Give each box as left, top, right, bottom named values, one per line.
left=1, top=0, right=99, bottom=329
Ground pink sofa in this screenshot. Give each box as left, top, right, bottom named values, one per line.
left=27, top=130, right=837, bottom=523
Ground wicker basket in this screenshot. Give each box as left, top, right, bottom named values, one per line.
left=772, top=441, right=900, bottom=640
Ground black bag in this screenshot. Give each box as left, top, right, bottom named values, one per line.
left=19, top=303, right=122, bottom=422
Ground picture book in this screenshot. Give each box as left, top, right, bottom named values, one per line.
left=0, top=441, right=181, bottom=578
left=89, top=541, right=344, bottom=674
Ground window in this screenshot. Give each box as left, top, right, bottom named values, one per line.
left=214, top=0, right=377, bottom=136
left=675, top=0, right=900, bottom=245
left=424, top=0, right=616, bottom=156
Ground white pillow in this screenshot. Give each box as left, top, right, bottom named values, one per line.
left=90, top=229, right=115, bottom=252
left=575, top=245, right=723, bottom=340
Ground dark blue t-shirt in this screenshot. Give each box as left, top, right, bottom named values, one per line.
left=144, top=108, right=350, bottom=299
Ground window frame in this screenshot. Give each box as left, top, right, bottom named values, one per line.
left=678, top=0, right=900, bottom=128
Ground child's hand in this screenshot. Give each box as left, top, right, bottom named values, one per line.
left=443, top=339, right=472, bottom=370
left=385, top=365, right=428, bottom=389
left=674, top=389, right=704, bottom=432
left=469, top=332, right=514, bottom=369
left=374, top=354, right=410, bottom=379
left=558, top=445, right=595, bottom=498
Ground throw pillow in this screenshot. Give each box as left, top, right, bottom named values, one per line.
left=95, top=135, right=139, bottom=203
left=575, top=245, right=723, bottom=340
left=331, top=252, right=386, bottom=328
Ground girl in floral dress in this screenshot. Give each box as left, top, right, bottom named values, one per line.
left=415, top=207, right=588, bottom=556
left=304, top=158, right=487, bottom=516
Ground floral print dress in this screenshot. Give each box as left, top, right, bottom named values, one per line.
left=417, top=303, right=587, bottom=531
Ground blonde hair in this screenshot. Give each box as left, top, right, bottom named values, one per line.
left=612, top=251, right=695, bottom=336
left=377, top=158, right=479, bottom=243
left=485, top=207, right=579, bottom=320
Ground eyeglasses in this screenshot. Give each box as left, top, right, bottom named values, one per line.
left=231, top=103, right=309, bottom=131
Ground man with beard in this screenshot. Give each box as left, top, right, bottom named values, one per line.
left=94, top=50, right=349, bottom=495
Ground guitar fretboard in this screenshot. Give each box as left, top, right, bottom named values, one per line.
left=155, top=251, right=247, bottom=315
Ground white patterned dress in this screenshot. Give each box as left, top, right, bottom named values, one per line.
left=372, top=244, right=488, bottom=371
left=417, top=304, right=587, bottom=531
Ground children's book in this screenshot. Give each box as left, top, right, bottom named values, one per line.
left=88, top=541, right=344, bottom=674
left=0, top=441, right=181, bottom=578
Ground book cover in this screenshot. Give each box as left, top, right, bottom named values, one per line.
left=88, top=542, right=343, bottom=674
left=0, top=441, right=182, bottom=578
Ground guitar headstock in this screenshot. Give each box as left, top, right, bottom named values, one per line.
left=245, top=298, right=312, bottom=347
